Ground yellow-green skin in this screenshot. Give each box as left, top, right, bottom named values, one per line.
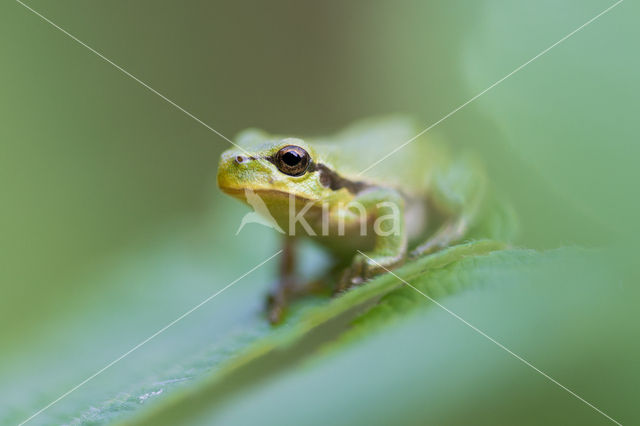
left=217, top=116, right=486, bottom=304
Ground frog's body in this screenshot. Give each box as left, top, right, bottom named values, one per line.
left=218, top=116, right=487, bottom=323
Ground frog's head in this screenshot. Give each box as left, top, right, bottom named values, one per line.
left=217, top=129, right=353, bottom=215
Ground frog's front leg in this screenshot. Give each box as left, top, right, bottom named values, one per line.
left=334, top=188, right=407, bottom=294
left=411, top=156, right=486, bottom=258
left=266, top=236, right=296, bottom=324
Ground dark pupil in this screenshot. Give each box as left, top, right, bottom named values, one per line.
left=282, top=151, right=301, bottom=166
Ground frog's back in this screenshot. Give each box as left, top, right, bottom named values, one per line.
left=310, top=116, right=447, bottom=195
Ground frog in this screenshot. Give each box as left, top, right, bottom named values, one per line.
left=217, top=116, right=488, bottom=324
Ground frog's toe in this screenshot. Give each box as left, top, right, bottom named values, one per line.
left=265, top=291, right=286, bottom=325
left=334, top=253, right=406, bottom=296
left=268, top=305, right=284, bottom=324
left=333, top=260, right=369, bottom=296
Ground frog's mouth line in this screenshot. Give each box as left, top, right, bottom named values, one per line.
left=219, top=186, right=315, bottom=203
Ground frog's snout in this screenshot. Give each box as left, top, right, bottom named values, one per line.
left=219, top=149, right=254, bottom=167
left=216, top=151, right=238, bottom=192
left=234, top=155, right=249, bottom=164
left=217, top=149, right=257, bottom=196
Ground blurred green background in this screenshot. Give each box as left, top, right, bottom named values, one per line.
left=1, top=0, right=638, bottom=425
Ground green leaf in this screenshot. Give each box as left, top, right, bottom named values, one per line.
left=123, top=245, right=638, bottom=426
left=3, top=1, right=637, bottom=425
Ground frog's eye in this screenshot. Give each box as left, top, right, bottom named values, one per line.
left=275, top=145, right=310, bottom=176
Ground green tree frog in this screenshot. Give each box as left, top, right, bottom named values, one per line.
left=218, top=116, right=488, bottom=323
